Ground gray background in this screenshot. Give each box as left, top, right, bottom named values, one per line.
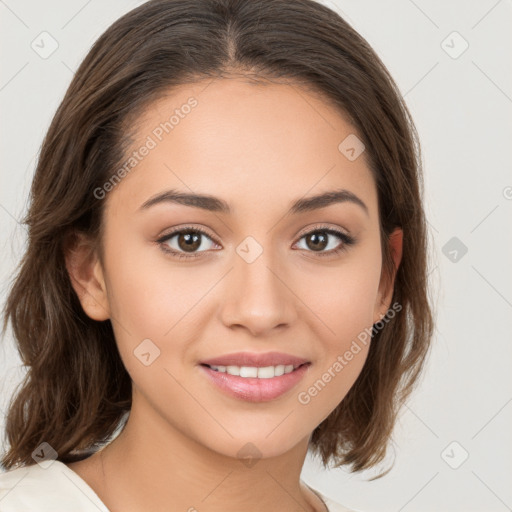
left=1, top=1, right=511, bottom=511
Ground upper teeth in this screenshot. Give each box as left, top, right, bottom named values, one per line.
left=209, top=364, right=297, bottom=378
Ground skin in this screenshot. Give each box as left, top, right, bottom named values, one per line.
left=65, top=77, right=402, bottom=512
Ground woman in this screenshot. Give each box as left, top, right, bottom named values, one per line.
left=0, top=0, right=434, bottom=510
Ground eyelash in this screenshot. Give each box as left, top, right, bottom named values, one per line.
left=156, top=224, right=356, bottom=260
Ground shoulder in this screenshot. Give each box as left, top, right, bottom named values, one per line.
left=0, top=460, right=109, bottom=511
left=321, top=493, right=361, bottom=512
left=309, top=486, right=362, bottom=512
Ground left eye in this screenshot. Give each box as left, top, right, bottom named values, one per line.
left=294, top=229, right=349, bottom=253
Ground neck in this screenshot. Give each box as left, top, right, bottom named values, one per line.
left=91, top=399, right=325, bottom=512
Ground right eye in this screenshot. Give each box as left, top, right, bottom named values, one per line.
left=157, top=227, right=220, bottom=260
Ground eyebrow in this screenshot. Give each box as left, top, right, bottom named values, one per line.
left=139, top=188, right=369, bottom=217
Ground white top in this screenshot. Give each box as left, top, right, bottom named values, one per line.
left=0, top=460, right=357, bottom=512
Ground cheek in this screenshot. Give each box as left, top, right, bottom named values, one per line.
left=303, top=246, right=383, bottom=343
left=101, top=231, right=218, bottom=371
left=294, top=246, right=381, bottom=401
left=102, top=228, right=194, bottom=332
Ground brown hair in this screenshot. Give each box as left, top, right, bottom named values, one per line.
left=1, top=0, right=434, bottom=475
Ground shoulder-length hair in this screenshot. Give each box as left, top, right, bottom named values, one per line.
left=1, top=0, right=434, bottom=475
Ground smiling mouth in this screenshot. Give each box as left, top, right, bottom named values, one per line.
left=199, top=361, right=311, bottom=402
left=200, top=362, right=309, bottom=379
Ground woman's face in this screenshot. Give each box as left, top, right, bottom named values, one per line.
left=72, top=78, right=401, bottom=459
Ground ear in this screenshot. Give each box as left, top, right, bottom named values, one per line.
left=373, top=227, right=403, bottom=323
left=64, top=231, right=110, bottom=321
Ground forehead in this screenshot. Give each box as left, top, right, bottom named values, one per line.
left=106, top=78, right=377, bottom=219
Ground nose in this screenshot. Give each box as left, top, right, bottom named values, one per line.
left=218, top=246, right=297, bottom=337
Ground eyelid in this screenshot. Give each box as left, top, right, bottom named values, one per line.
left=292, top=223, right=356, bottom=258
left=295, top=222, right=351, bottom=239
left=156, top=224, right=220, bottom=249
left=156, top=223, right=356, bottom=258
left=157, top=223, right=352, bottom=243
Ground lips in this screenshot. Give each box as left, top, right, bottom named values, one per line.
left=198, top=351, right=312, bottom=402
left=200, top=351, right=309, bottom=368
left=199, top=362, right=311, bottom=402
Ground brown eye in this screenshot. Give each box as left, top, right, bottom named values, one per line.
left=176, top=231, right=202, bottom=252
left=304, top=231, right=329, bottom=251
left=295, top=227, right=355, bottom=256
left=157, top=227, right=219, bottom=258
